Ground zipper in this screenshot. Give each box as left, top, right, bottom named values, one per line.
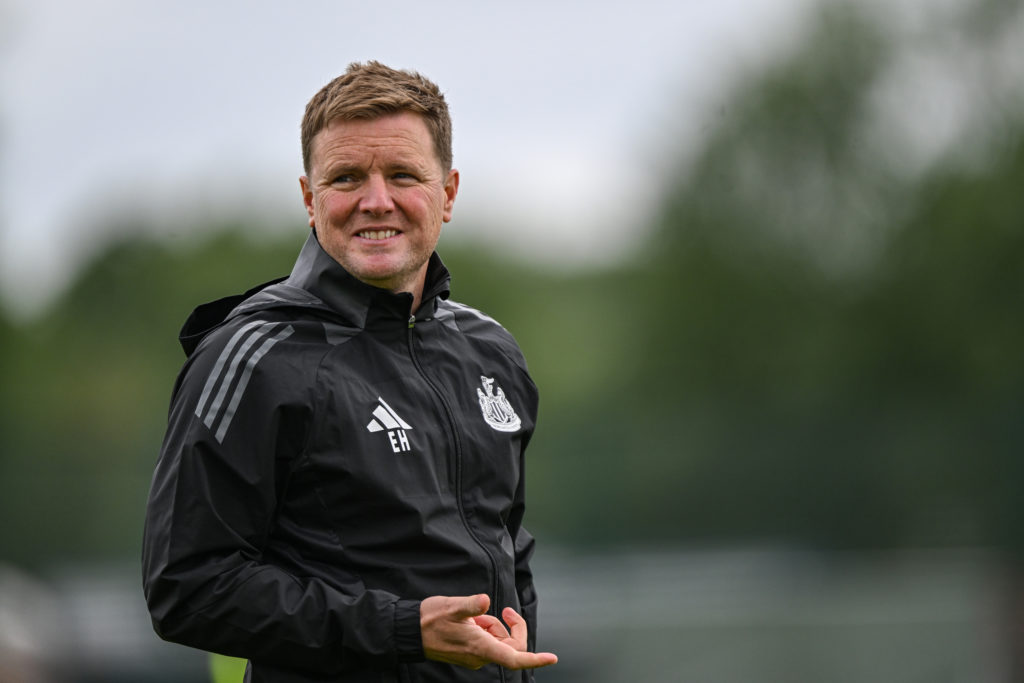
left=405, top=320, right=505, bottom=626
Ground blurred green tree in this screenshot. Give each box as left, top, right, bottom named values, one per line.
left=562, top=1, right=1024, bottom=549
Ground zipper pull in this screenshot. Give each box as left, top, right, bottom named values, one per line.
left=408, top=315, right=416, bottom=329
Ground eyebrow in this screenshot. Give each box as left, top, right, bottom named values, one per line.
left=322, top=156, right=431, bottom=175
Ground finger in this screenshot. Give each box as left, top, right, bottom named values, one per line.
left=448, top=594, right=490, bottom=619
left=480, top=640, right=559, bottom=671
left=459, top=619, right=558, bottom=670
left=472, top=614, right=510, bottom=639
left=501, top=607, right=529, bottom=649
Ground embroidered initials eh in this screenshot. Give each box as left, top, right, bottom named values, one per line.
left=366, top=397, right=413, bottom=453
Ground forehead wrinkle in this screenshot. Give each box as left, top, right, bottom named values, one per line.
left=310, top=114, right=440, bottom=177
left=314, top=135, right=434, bottom=176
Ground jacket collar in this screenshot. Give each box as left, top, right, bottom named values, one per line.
left=179, top=231, right=452, bottom=356
left=286, top=230, right=451, bottom=327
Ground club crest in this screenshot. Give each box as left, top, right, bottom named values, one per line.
left=477, top=376, right=521, bottom=433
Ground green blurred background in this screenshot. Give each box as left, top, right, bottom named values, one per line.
left=2, top=1, right=1023, bottom=681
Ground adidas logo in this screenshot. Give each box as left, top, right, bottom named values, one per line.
left=366, top=397, right=413, bottom=453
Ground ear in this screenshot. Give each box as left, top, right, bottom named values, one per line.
left=442, top=169, right=460, bottom=223
left=299, top=176, right=316, bottom=228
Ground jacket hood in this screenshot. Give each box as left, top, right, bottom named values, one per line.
left=178, top=230, right=452, bottom=356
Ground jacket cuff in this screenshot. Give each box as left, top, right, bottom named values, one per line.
left=394, top=599, right=424, bottom=662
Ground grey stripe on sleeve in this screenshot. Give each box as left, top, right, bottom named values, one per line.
left=194, top=320, right=269, bottom=419
left=201, top=322, right=278, bottom=431
left=213, top=325, right=294, bottom=443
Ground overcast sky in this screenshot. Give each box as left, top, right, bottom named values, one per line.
left=0, top=0, right=819, bottom=315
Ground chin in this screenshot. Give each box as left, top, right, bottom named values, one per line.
left=352, top=268, right=402, bottom=289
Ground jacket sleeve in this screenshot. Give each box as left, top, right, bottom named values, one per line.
left=507, top=369, right=540, bottom=654
left=510, top=456, right=538, bottom=649
left=508, top=418, right=539, bottom=683
left=141, top=322, right=423, bottom=674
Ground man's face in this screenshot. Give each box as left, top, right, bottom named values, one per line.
left=300, top=111, right=458, bottom=301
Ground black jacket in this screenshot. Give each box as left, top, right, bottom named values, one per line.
left=142, top=232, right=540, bottom=683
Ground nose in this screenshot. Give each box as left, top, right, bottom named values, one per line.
left=359, top=174, right=395, bottom=215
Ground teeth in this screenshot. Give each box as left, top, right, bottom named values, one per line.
left=360, top=230, right=397, bottom=240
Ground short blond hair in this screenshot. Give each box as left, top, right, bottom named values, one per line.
left=301, top=61, right=453, bottom=175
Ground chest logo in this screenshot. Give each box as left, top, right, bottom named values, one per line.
left=477, top=376, right=522, bottom=433
left=366, top=397, right=413, bottom=453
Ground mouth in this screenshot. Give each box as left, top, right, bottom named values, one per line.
left=357, top=229, right=400, bottom=241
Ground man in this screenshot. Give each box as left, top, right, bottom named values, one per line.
left=142, top=61, right=557, bottom=682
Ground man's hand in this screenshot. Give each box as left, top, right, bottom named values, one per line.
left=420, top=594, right=558, bottom=671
